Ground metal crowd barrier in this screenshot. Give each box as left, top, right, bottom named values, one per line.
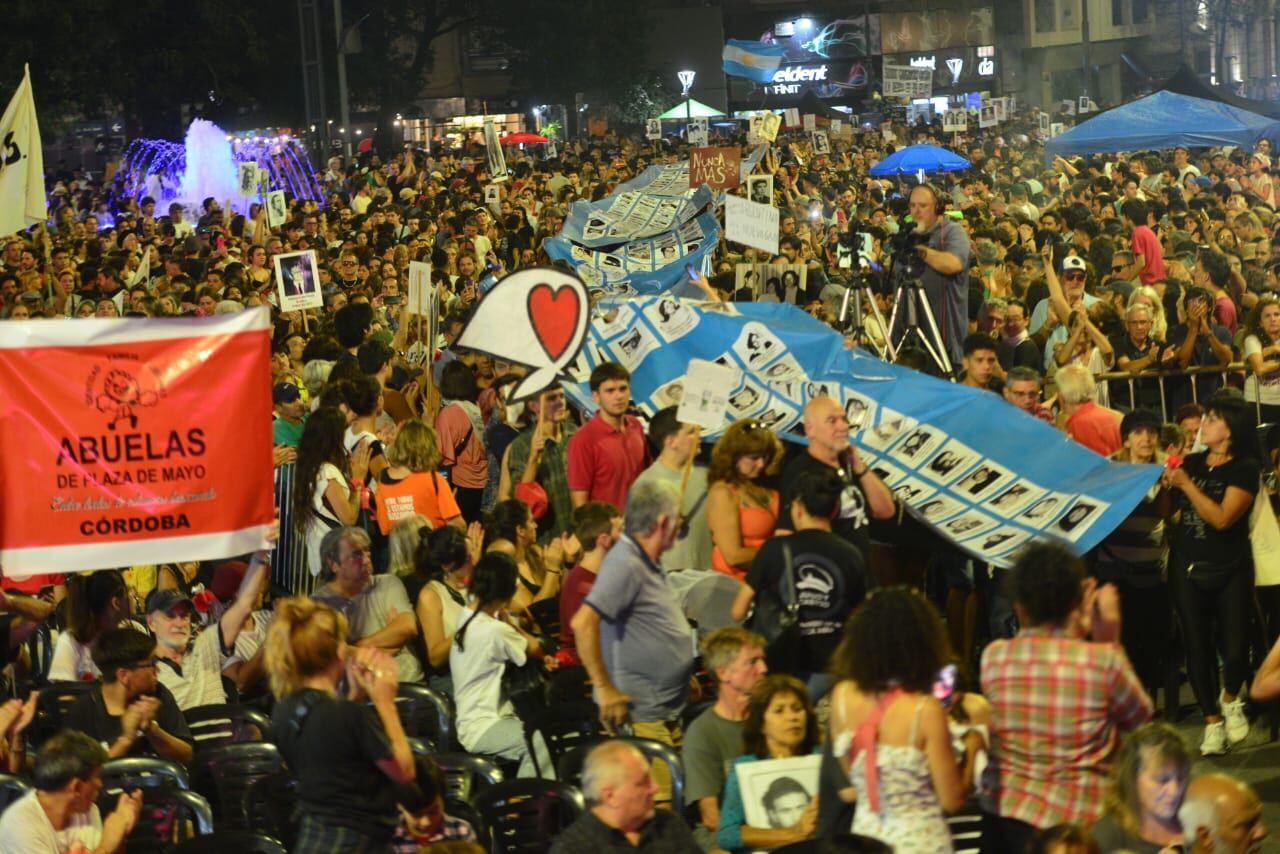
left=272, top=462, right=318, bottom=597
left=1093, top=362, right=1261, bottom=423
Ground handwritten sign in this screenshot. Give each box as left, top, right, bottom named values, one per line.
left=725, top=194, right=779, bottom=255
left=689, top=147, right=742, bottom=191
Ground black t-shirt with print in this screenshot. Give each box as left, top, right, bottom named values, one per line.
left=778, top=453, right=871, bottom=563
left=1171, top=451, right=1258, bottom=565
left=746, top=529, right=867, bottom=670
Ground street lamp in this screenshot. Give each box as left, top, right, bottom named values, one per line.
left=678, top=69, right=696, bottom=140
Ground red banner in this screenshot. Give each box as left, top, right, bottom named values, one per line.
left=689, top=147, right=742, bottom=191
left=0, top=309, right=275, bottom=575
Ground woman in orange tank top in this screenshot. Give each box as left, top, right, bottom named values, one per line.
left=707, top=419, right=784, bottom=581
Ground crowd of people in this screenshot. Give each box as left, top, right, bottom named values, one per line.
left=1, top=103, right=1280, bottom=853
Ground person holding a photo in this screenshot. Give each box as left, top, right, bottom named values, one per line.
left=717, top=674, right=820, bottom=852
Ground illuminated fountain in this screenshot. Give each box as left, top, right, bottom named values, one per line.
left=113, top=118, right=324, bottom=215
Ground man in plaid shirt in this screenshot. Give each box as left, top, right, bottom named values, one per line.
left=981, top=542, right=1152, bottom=853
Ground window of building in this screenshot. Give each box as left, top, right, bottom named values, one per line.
left=1133, top=0, right=1150, bottom=22
left=1112, top=0, right=1125, bottom=25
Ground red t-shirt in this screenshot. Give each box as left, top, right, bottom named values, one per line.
left=557, top=562, right=598, bottom=666
left=1130, top=225, right=1165, bottom=285
left=1065, top=401, right=1122, bottom=458
left=436, top=403, right=487, bottom=489
left=566, top=413, right=649, bottom=511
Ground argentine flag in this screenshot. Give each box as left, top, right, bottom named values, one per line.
left=722, top=40, right=787, bottom=84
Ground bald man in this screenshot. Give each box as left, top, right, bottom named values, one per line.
left=550, top=740, right=700, bottom=852
left=777, top=397, right=895, bottom=566
left=1178, top=773, right=1268, bottom=854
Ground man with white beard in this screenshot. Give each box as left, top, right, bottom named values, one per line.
left=146, top=549, right=270, bottom=710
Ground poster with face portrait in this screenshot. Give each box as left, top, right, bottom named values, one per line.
left=943, top=109, right=968, bottom=134
left=645, top=118, right=662, bottom=141
left=266, top=190, right=288, bottom=229
left=811, top=131, right=831, bottom=156
left=978, top=103, right=997, bottom=129
left=739, top=755, right=821, bottom=840
left=747, top=175, right=774, bottom=206
left=733, top=263, right=807, bottom=304
left=237, top=162, right=258, bottom=198
left=273, top=250, right=323, bottom=312
left=688, top=117, right=709, bottom=147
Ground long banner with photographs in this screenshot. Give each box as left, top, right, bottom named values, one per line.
left=545, top=210, right=720, bottom=297
left=561, top=298, right=1161, bottom=566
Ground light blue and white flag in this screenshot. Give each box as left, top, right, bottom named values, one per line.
left=722, top=40, right=788, bottom=85
left=546, top=210, right=719, bottom=297
left=563, top=299, right=1161, bottom=566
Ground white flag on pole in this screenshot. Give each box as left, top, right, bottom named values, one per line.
left=0, top=65, right=46, bottom=239
left=130, top=248, right=151, bottom=287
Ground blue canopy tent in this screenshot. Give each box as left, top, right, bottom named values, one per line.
left=1044, top=90, right=1280, bottom=164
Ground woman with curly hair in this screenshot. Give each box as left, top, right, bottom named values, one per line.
left=707, top=419, right=783, bottom=581
left=828, top=587, right=986, bottom=853
left=717, top=674, right=821, bottom=853
left=292, top=406, right=369, bottom=577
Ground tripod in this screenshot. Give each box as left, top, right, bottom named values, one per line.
left=886, top=277, right=953, bottom=376
left=838, top=269, right=893, bottom=360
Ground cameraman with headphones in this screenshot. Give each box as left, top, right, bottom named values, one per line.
left=902, top=184, right=971, bottom=367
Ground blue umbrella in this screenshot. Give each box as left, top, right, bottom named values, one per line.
left=868, top=144, right=971, bottom=178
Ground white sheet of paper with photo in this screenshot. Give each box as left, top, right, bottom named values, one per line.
left=979, top=107, right=997, bottom=129
left=485, top=184, right=502, bottom=217
left=265, top=190, right=287, bottom=228
left=274, top=250, right=324, bottom=312
left=1050, top=122, right=1065, bottom=138
left=943, top=110, right=967, bottom=133
left=761, top=113, right=781, bottom=142
left=802, top=114, right=816, bottom=132
left=407, top=261, right=433, bottom=317
left=831, top=119, right=843, bottom=134
left=237, top=162, right=258, bottom=198
left=738, top=754, right=822, bottom=847
left=725, top=195, right=779, bottom=255
left=646, top=119, right=662, bottom=140
left=678, top=359, right=741, bottom=431
left=785, top=108, right=800, bottom=128
left=484, top=118, right=508, bottom=181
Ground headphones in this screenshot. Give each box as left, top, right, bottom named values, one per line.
left=912, top=183, right=946, bottom=215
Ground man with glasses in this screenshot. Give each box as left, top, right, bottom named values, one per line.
left=1030, top=255, right=1099, bottom=349
left=1109, top=250, right=1140, bottom=287
left=312, top=527, right=422, bottom=683
left=146, top=548, right=271, bottom=711
left=1110, top=303, right=1175, bottom=411
left=64, top=627, right=194, bottom=764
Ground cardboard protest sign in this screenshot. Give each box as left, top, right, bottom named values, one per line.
left=760, top=113, right=781, bottom=142
left=274, top=250, right=323, bottom=312
left=237, top=162, right=258, bottom=198
left=688, top=117, right=708, bottom=147
left=484, top=118, right=507, bottom=181
left=0, top=310, right=275, bottom=575
left=725, top=194, right=779, bottom=255
left=265, top=190, right=287, bottom=228
left=678, top=358, right=740, bottom=432
left=455, top=267, right=589, bottom=401
left=408, top=261, right=434, bottom=316
left=689, top=147, right=742, bottom=191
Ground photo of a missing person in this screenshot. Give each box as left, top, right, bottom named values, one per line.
left=737, top=754, right=822, bottom=835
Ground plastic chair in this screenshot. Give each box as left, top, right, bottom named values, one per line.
left=377, top=683, right=454, bottom=751
left=184, top=703, right=271, bottom=750
left=544, top=666, right=593, bottom=706
left=189, top=742, right=284, bottom=832
left=433, top=751, right=504, bottom=804
left=522, top=702, right=607, bottom=779
left=0, top=773, right=32, bottom=817
left=99, top=787, right=213, bottom=850
left=32, top=681, right=98, bottom=743
left=445, top=797, right=488, bottom=849
left=773, top=834, right=894, bottom=852
left=557, top=737, right=684, bottom=808
left=100, top=757, right=189, bottom=793
left=170, top=831, right=286, bottom=853
left=472, top=779, right=586, bottom=854
left=24, top=622, right=53, bottom=686
left=243, top=769, right=299, bottom=851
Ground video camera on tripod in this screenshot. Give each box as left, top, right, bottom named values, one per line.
left=883, top=224, right=954, bottom=376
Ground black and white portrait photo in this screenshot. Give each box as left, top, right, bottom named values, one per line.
left=737, top=755, right=822, bottom=835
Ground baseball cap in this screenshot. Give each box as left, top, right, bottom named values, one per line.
left=145, top=588, right=193, bottom=616
left=1061, top=255, right=1087, bottom=273
left=272, top=382, right=301, bottom=405
left=1120, top=408, right=1162, bottom=438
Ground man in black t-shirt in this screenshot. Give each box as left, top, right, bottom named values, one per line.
left=734, top=468, right=867, bottom=694
left=63, top=627, right=194, bottom=765
left=777, top=396, right=895, bottom=567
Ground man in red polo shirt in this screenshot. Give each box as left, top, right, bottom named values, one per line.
left=568, top=362, right=650, bottom=511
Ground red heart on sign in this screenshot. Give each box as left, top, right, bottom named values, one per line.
left=527, top=283, right=581, bottom=362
